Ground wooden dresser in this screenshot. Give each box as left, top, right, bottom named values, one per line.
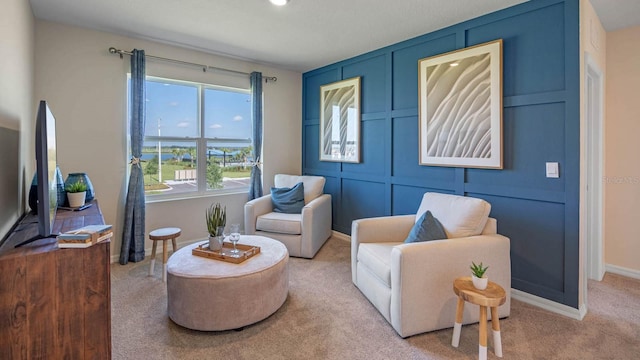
left=0, top=200, right=111, bottom=359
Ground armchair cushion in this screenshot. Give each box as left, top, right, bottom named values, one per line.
left=404, top=211, right=447, bottom=243
left=415, top=192, right=491, bottom=238
left=256, top=212, right=302, bottom=235
left=271, top=182, right=305, bottom=214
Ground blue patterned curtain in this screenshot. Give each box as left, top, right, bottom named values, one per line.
left=120, top=49, right=146, bottom=264
left=249, top=72, right=263, bottom=200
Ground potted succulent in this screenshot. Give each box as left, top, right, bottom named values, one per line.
left=205, top=203, right=226, bottom=251
left=470, top=261, right=489, bottom=290
left=65, top=181, right=88, bottom=208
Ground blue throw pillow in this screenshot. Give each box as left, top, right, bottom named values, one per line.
left=404, top=210, right=447, bottom=243
left=271, top=182, right=305, bottom=214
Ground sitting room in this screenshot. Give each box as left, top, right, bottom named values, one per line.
left=1, top=0, right=639, bottom=359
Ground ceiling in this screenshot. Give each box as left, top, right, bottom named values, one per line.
left=29, top=0, right=640, bottom=73
left=589, top=0, right=640, bottom=31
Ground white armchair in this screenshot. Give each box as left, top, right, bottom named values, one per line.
left=245, top=174, right=332, bottom=258
left=351, top=192, right=511, bottom=338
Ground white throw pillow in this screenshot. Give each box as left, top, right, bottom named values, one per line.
left=415, top=193, right=491, bottom=238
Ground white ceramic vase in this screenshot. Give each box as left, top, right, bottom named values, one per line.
left=67, top=191, right=86, bottom=208
left=208, top=235, right=222, bottom=251
left=472, top=274, right=488, bottom=290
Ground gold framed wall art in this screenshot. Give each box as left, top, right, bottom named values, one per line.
left=319, top=77, right=361, bottom=163
left=418, top=39, right=503, bottom=169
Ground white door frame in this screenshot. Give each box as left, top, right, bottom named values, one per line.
left=585, top=53, right=605, bottom=282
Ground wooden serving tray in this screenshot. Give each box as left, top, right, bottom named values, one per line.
left=192, top=242, right=261, bottom=264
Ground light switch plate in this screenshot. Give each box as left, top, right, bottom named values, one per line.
left=546, top=162, right=559, bottom=178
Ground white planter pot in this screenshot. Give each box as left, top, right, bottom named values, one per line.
left=67, top=191, right=86, bottom=208
left=472, top=275, right=488, bottom=290
left=208, top=235, right=222, bottom=251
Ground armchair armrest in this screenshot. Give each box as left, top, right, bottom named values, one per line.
left=244, top=194, right=273, bottom=234
left=300, top=194, right=332, bottom=258
left=389, top=234, right=511, bottom=337
left=352, top=215, right=415, bottom=244
left=351, top=214, right=414, bottom=284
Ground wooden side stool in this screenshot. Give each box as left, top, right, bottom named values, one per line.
left=452, top=276, right=507, bottom=360
left=149, top=227, right=181, bottom=282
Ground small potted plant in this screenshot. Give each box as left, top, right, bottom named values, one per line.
left=470, top=261, right=489, bottom=290
left=205, top=203, right=226, bottom=251
left=65, top=181, right=88, bottom=208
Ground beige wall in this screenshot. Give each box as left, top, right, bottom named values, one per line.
left=34, top=20, right=302, bottom=261
left=604, top=25, right=640, bottom=273
left=0, top=0, right=34, bottom=237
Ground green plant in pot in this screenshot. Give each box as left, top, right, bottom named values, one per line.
left=470, top=261, right=489, bottom=290
left=205, top=203, right=226, bottom=251
left=65, top=181, right=88, bottom=208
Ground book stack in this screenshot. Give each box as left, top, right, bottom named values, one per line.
left=57, top=224, right=113, bottom=248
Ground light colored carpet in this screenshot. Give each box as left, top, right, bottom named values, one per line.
left=111, top=237, right=640, bottom=359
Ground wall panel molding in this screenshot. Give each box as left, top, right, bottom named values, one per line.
left=303, top=0, right=580, bottom=308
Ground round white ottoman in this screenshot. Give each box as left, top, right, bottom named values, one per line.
left=167, top=235, right=289, bottom=331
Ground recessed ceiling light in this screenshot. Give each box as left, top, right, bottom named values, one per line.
left=270, top=0, right=289, bottom=6
left=449, top=62, right=459, bottom=67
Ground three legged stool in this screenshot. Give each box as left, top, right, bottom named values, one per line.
left=452, top=276, right=506, bottom=360
left=149, top=227, right=181, bottom=282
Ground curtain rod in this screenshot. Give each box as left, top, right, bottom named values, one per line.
left=108, top=47, right=277, bottom=83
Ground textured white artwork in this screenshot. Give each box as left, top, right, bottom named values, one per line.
left=419, top=40, right=502, bottom=168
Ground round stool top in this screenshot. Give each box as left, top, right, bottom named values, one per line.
left=149, top=227, right=182, bottom=240
left=453, top=276, right=506, bottom=307
left=167, top=235, right=288, bottom=279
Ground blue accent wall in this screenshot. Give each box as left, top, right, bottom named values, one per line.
left=302, top=0, right=580, bottom=308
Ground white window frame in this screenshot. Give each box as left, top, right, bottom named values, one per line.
left=129, top=75, right=252, bottom=202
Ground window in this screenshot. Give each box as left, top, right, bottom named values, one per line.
left=135, top=76, right=253, bottom=198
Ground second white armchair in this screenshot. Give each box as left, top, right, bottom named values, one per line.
left=351, top=192, right=511, bottom=338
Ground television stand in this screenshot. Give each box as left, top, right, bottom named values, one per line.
left=58, top=203, right=93, bottom=211
left=0, top=200, right=111, bottom=358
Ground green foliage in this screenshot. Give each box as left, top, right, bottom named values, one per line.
left=187, top=147, right=196, bottom=167
left=207, top=161, right=223, bottom=189
left=223, top=169, right=251, bottom=178
left=224, top=165, right=245, bottom=172
left=470, top=261, right=489, bottom=278
left=65, top=181, right=87, bottom=193
left=144, top=156, right=158, bottom=176
left=206, top=203, right=226, bottom=236
left=239, top=146, right=252, bottom=158
left=171, top=147, right=187, bottom=163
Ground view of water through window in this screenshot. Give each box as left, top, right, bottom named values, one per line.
left=136, top=77, right=253, bottom=197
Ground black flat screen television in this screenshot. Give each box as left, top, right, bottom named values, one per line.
left=15, top=101, right=58, bottom=248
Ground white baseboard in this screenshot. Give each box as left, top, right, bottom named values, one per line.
left=511, top=289, right=587, bottom=320
left=605, top=264, right=640, bottom=280
left=332, top=230, right=350, bottom=242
